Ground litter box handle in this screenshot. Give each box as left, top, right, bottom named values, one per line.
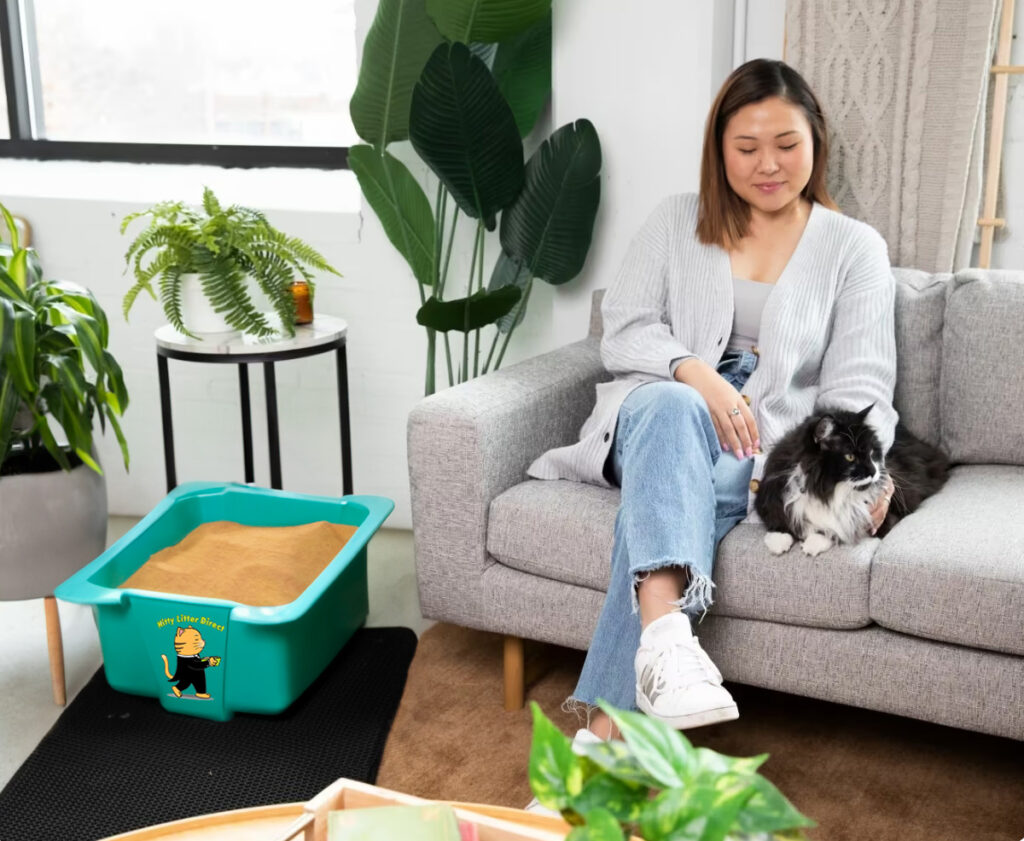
left=54, top=576, right=126, bottom=607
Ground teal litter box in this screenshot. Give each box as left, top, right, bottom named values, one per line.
left=55, top=482, right=394, bottom=721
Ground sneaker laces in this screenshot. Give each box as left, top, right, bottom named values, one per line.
left=640, top=637, right=720, bottom=702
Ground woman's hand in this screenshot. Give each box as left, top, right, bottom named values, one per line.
left=674, top=358, right=760, bottom=458
left=868, top=475, right=895, bottom=535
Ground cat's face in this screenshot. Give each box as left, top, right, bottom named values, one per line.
left=810, top=405, right=883, bottom=489
left=174, top=626, right=205, bottom=656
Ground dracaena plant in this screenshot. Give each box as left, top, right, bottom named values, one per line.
left=529, top=701, right=816, bottom=841
left=121, top=187, right=341, bottom=339
left=349, top=0, right=601, bottom=395
left=0, top=203, right=129, bottom=476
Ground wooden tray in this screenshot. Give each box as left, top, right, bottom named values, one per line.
left=102, top=778, right=573, bottom=841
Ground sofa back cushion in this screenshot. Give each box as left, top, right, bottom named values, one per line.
left=941, top=269, right=1024, bottom=465
left=892, top=269, right=950, bottom=447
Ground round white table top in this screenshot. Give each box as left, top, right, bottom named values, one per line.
left=154, top=314, right=347, bottom=357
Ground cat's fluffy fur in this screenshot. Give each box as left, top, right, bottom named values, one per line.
left=754, top=404, right=949, bottom=555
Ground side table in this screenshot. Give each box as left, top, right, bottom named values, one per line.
left=154, top=316, right=352, bottom=495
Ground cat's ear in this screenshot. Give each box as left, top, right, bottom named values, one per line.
left=857, top=403, right=876, bottom=421
left=176, top=627, right=184, bottom=637
left=814, top=416, right=835, bottom=444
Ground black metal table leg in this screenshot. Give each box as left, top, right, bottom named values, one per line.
left=264, top=361, right=282, bottom=489
left=336, top=345, right=353, bottom=496
left=157, top=353, right=177, bottom=492
left=238, top=364, right=254, bottom=484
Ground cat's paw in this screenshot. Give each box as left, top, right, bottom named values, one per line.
left=801, top=532, right=833, bottom=556
left=764, top=531, right=795, bottom=555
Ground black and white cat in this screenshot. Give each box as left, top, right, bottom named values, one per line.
left=754, top=404, right=949, bottom=555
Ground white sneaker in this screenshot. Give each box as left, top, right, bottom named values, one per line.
left=634, top=611, right=739, bottom=729
left=524, top=729, right=603, bottom=814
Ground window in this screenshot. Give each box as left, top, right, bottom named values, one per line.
left=0, top=0, right=356, bottom=167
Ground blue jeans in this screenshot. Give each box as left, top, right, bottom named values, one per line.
left=570, top=350, right=758, bottom=712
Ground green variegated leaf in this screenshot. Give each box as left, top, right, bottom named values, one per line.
left=33, top=411, right=70, bottom=471
left=103, top=402, right=130, bottom=469
left=70, top=314, right=104, bottom=372
left=566, top=808, right=626, bottom=841
left=598, top=701, right=696, bottom=789
left=0, top=266, right=29, bottom=303
left=568, top=771, right=645, bottom=824
left=0, top=297, right=14, bottom=359
left=527, top=701, right=576, bottom=811
left=416, top=286, right=520, bottom=332
left=0, top=373, right=19, bottom=465
left=638, top=787, right=701, bottom=841
left=75, top=447, right=102, bottom=474
left=6, top=310, right=37, bottom=396
left=349, top=145, right=435, bottom=287
left=101, top=350, right=129, bottom=413
left=574, top=739, right=661, bottom=788
left=46, top=354, right=88, bottom=405
left=732, top=774, right=816, bottom=836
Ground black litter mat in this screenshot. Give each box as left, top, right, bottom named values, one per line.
left=0, top=626, right=417, bottom=841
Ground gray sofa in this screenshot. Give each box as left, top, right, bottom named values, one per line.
left=408, top=268, right=1024, bottom=740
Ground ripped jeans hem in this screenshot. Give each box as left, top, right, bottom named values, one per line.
left=630, top=559, right=715, bottom=621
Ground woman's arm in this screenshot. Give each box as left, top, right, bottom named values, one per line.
left=600, top=199, right=694, bottom=378
left=816, top=229, right=898, bottom=452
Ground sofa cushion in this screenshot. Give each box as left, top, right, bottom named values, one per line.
left=892, top=268, right=949, bottom=448
left=941, top=270, right=1024, bottom=464
left=487, top=479, right=876, bottom=630
left=488, top=480, right=618, bottom=591
left=871, top=464, right=1024, bottom=656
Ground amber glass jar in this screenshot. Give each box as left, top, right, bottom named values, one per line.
left=290, top=280, right=313, bottom=325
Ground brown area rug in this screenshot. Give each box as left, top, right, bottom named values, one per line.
left=377, top=623, right=1024, bottom=841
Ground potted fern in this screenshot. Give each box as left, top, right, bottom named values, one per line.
left=1, top=201, right=129, bottom=607
left=121, top=187, right=341, bottom=339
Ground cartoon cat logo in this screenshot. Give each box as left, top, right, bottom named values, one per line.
left=160, top=626, right=222, bottom=699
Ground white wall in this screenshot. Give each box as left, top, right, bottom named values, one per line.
left=1, top=0, right=1020, bottom=529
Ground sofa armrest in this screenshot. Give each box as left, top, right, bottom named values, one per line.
left=408, top=336, right=607, bottom=630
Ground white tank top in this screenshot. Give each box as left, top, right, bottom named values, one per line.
left=726, top=277, right=774, bottom=353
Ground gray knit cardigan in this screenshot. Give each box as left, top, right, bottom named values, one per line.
left=527, top=192, right=898, bottom=499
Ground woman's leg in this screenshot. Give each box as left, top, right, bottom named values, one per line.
left=569, top=380, right=754, bottom=733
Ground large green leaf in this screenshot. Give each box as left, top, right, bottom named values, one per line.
left=599, top=702, right=695, bottom=790
left=6, top=310, right=37, bottom=396
left=0, top=373, right=19, bottom=465
left=426, top=0, right=550, bottom=43
left=349, top=0, right=443, bottom=147
left=500, top=118, right=601, bottom=284
left=492, top=12, right=551, bottom=137
left=0, top=297, right=14, bottom=359
left=416, top=286, right=520, bottom=332
left=527, top=701, right=576, bottom=812
left=487, top=250, right=531, bottom=333
left=349, top=144, right=435, bottom=287
left=409, top=42, right=524, bottom=231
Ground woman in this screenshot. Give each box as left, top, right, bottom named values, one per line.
left=527, top=59, right=898, bottom=744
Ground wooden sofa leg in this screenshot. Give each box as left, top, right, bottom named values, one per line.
left=44, top=596, right=67, bottom=706
left=503, top=635, right=525, bottom=710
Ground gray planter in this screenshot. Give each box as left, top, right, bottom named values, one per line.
left=0, top=457, right=107, bottom=600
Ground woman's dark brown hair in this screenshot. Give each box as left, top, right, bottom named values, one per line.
left=697, top=58, right=837, bottom=248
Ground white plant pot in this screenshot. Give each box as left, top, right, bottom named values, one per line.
left=179, top=273, right=237, bottom=338
left=0, top=455, right=107, bottom=599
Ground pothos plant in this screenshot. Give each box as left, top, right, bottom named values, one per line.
left=0, top=203, right=129, bottom=475
left=529, top=701, right=816, bottom=841
left=349, top=0, right=601, bottom=395
left=121, top=187, right=341, bottom=339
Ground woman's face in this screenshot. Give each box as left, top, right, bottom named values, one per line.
left=722, top=96, right=815, bottom=216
